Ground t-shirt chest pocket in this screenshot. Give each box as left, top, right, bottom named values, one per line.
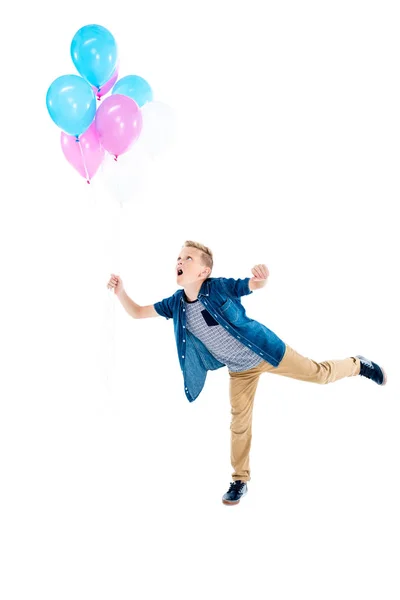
left=201, top=309, right=219, bottom=327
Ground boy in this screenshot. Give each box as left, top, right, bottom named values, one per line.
left=107, top=240, right=387, bottom=506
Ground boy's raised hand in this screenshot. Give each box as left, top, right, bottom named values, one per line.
left=107, top=274, right=124, bottom=296
left=250, top=264, right=269, bottom=282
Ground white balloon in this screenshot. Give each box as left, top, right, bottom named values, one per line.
left=98, top=144, right=151, bottom=206
left=139, top=101, right=177, bottom=158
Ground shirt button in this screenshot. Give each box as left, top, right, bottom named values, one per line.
left=183, top=309, right=185, bottom=312
left=182, top=355, right=185, bottom=358
left=225, top=326, right=229, bottom=329
left=183, top=325, right=185, bottom=328
left=237, top=336, right=240, bottom=339
left=183, top=339, right=186, bottom=342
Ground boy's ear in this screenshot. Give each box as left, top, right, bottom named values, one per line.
left=199, top=267, right=210, bottom=278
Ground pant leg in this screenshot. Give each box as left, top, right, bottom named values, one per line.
left=228, top=363, right=263, bottom=482
left=257, top=344, right=361, bottom=383
left=228, top=345, right=360, bottom=481
left=228, top=346, right=360, bottom=482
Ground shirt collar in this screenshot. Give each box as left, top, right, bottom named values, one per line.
left=180, top=278, right=211, bottom=303
left=199, top=278, right=210, bottom=297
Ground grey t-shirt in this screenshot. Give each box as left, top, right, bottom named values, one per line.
left=184, top=295, right=263, bottom=372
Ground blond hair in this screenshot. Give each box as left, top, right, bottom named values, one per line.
left=183, top=240, right=213, bottom=277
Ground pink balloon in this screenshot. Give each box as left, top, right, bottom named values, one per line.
left=95, top=94, right=143, bottom=159
left=60, top=121, right=105, bottom=183
left=92, top=65, right=119, bottom=100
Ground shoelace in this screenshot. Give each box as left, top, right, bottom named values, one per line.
left=228, top=481, right=245, bottom=493
left=359, top=361, right=374, bottom=378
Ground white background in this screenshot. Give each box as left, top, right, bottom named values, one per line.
left=1, top=1, right=399, bottom=599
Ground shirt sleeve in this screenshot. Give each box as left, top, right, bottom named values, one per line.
left=220, top=277, right=253, bottom=298
left=153, top=294, right=175, bottom=320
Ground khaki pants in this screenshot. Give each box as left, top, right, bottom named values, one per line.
left=228, top=345, right=361, bottom=482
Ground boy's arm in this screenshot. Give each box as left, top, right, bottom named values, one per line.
left=249, top=263, right=269, bottom=292
left=221, top=265, right=269, bottom=297
left=249, top=279, right=267, bottom=291
left=117, top=290, right=160, bottom=319
left=139, top=305, right=160, bottom=318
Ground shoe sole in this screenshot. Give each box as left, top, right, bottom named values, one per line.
left=222, top=491, right=248, bottom=505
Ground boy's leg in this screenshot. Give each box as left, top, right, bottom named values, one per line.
left=259, top=344, right=361, bottom=383
left=228, top=346, right=360, bottom=483
left=228, top=362, right=265, bottom=482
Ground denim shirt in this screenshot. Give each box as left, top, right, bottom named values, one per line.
left=154, top=276, right=286, bottom=402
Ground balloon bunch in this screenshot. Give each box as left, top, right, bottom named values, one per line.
left=46, top=24, right=171, bottom=185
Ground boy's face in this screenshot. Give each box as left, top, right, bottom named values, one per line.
left=176, top=246, right=210, bottom=285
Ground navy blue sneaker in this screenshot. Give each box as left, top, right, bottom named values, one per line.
left=356, top=355, right=387, bottom=386
left=222, top=480, right=248, bottom=505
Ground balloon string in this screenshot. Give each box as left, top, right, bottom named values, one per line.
left=105, top=201, right=122, bottom=399
left=106, top=286, right=116, bottom=398
left=77, top=139, right=90, bottom=183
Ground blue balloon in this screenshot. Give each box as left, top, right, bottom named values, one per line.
left=71, top=24, right=118, bottom=89
left=112, top=75, right=153, bottom=107
left=46, top=74, right=96, bottom=137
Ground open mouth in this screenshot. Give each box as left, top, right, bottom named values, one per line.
left=177, top=269, right=183, bottom=276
